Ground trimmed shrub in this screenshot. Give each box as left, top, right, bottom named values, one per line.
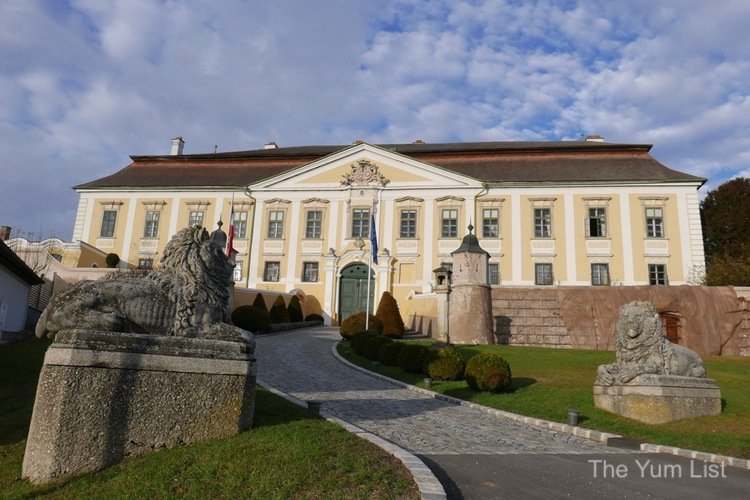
left=424, top=348, right=465, bottom=381
left=304, top=313, right=324, bottom=324
left=339, top=312, right=383, bottom=340
left=397, top=344, right=430, bottom=374
left=378, top=341, right=403, bottom=366
left=252, top=293, right=268, bottom=312
left=231, top=305, right=271, bottom=333
left=375, top=291, right=405, bottom=338
left=465, top=353, right=512, bottom=392
left=105, top=253, right=120, bottom=268
left=350, top=332, right=373, bottom=356
left=288, top=295, right=303, bottom=323
left=364, top=335, right=392, bottom=361
left=269, top=296, right=290, bottom=324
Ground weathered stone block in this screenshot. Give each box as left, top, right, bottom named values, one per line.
left=23, top=330, right=256, bottom=484
left=593, top=374, right=721, bottom=424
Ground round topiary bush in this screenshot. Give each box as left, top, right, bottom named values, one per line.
left=339, top=312, right=383, bottom=340
left=304, top=313, right=324, bottom=324
left=350, top=332, right=373, bottom=355
left=375, top=291, right=405, bottom=338
left=465, top=353, right=512, bottom=392
left=231, top=305, right=271, bottom=333
left=378, top=341, right=404, bottom=366
left=397, top=344, right=430, bottom=374
left=364, top=335, right=392, bottom=361
left=105, top=253, right=120, bottom=268
left=424, top=348, right=466, bottom=381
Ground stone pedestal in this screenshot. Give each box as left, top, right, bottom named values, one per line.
left=23, top=329, right=256, bottom=485
left=593, top=374, right=721, bottom=424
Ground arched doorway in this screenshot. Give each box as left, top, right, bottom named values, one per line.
left=339, top=263, right=375, bottom=322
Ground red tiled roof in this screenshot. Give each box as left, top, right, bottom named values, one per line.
left=75, top=141, right=705, bottom=189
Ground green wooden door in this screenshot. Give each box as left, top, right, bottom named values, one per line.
left=339, top=264, right=374, bottom=322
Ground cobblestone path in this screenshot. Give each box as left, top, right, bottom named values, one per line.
left=255, top=327, right=618, bottom=456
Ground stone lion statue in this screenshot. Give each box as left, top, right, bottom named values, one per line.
left=36, top=226, right=252, bottom=344
left=595, top=301, right=706, bottom=385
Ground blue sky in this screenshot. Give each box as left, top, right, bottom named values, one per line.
left=2, top=0, right=750, bottom=239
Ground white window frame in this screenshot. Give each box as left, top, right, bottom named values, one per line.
left=263, top=261, right=280, bottom=282
left=233, top=211, right=248, bottom=239
left=586, top=207, right=607, bottom=238
left=302, top=262, right=319, bottom=282
left=645, top=207, right=664, bottom=238
left=535, top=263, right=553, bottom=285
left=441, top=209, right=458, bottom=238
left=267, top=210, right=285, bottom=239
left=305, top=210, right=323, bottom=239
left=534, top=208, right=552, bottom=238
left=100, top=210, right=117, bottom=238
left=351, top=208, right=370, bottom=238
left=591, top=263, right=610, bottom=286
left=649, top=264, right=668, bottom=285
left=143, top=211, right=160, bottom=238
left=482, top=208, right=500, bottom=238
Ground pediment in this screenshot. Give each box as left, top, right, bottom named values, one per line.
left=251, top=142, right=480, bottom=190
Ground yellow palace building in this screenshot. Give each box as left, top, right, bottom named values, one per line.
left=72, top=137, right=706, bottom=325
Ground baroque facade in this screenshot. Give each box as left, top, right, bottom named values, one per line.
left=72, top=138, right=706, bottom=324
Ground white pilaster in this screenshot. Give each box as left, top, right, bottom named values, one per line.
left=285, top=200, right=301, bottom=290
left=246, top=199, right=264, bottom=288
left=564, top=192, right=577, bottom=284
left=620, top=194, right=634, bottom=284
left=421, top=199, right=434, bottom=291
left=121, top=196, right=137, bottom=265
left=167, top=195, right=181, bottom=237
left=511, top=194, right=522, bottom=282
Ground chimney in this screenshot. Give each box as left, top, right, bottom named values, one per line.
left=170, top=137, right=185, bottom=155
left=413, top=139, right=425, bottom=144
left=0, top=226, right=10, bottom=241
left=264, top=142, right=278, bottom=149
left=585, top=135, right=604, bottom=142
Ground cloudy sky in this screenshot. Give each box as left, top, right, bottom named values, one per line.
left=2, top=0, right=750, bottom=240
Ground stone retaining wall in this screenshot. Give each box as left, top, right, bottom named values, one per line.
left=490, top=286, right=750, bottom=356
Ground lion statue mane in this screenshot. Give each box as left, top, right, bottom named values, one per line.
left=36, top=226, right=251, bottom=344
left=595, top=301, right=706, bottom=385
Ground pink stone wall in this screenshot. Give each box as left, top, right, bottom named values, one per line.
left=490, top=286, right=750, bottom=356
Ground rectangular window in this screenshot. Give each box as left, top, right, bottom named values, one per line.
left=189, top=210, right=204, bottom=228
left=267, top=210, right=284, bottom=239
left=649, top=264, right=668, bottom=285
left=488, top=263, right=500, bottom=285
left=586, top=208, right=607, bottom=238
left=535, top=263, right=553, bottom=285
left=534, top=208, right=551, bottom=238
left=482, top=209, right=499, bottom=238
left=645, top=208, right=664, bottom=238
left=400, top=210, right=417, bottom=238
left=302, top=262, right=319, bottom=282
left=233, top=211, right=248, bottom=238
left=143, top=211, right=160, bottom=238
left=263, top=261, right=280, bottom=282
left=351, top=208, right=370, bottom=238
left=441, top=209, right=458, bottom=237
left=305, top=210, right=322, bottom=239
left=138, top=258, right=153, bottom=270
left=233, top=260, right=243, bottom=282
left=100, top=210, right=117, bottom=238
left=591, top=263, right=610, bottom=286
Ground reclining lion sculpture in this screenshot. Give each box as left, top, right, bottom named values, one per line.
left=36, top=226, right=251, bottom=343
left=596, top=301, right=706, bottom=385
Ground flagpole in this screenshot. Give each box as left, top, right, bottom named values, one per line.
left=365, top=201, right=377, bottom=331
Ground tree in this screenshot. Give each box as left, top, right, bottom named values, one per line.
left=701, top=177, right=750, bottom=285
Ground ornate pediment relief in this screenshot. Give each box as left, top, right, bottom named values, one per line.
left=340, top=159, right=390, bottom=187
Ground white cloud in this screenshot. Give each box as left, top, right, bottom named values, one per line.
left=2, top=0, right=750, bottom=238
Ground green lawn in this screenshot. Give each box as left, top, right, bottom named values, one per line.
left=1, top=338, right=418, bottom=499
left=338, top=340, right=750, bottom=459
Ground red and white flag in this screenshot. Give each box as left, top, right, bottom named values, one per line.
left=226, top=205, right=235, bottom=257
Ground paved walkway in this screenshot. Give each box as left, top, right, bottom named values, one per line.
left=255, top=327, right=750, bottom=499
